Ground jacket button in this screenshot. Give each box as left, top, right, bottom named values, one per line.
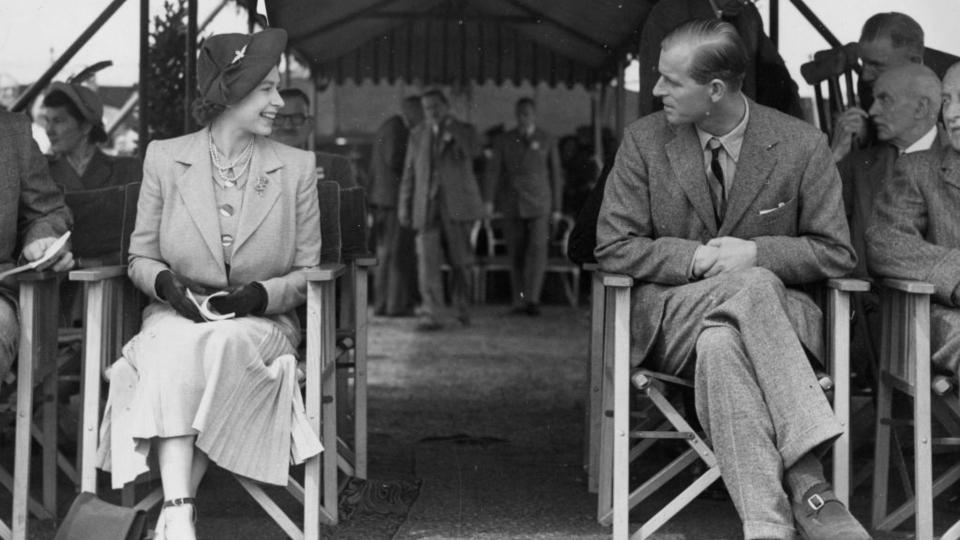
left=221, top=234, right=234, bottom=247
left=219, top=204, right=234, bottom=217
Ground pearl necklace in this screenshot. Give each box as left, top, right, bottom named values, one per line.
left=208, top=131, right=254, bottom=187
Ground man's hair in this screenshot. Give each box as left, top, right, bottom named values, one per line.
left=887, top=64, right=941, bottom=119
left=422, top=89, right=448, bottom=105
left=662, top=19, right=748, bottom=92
left=860, top=13, right=925, bottom=58
left=515, top=97, right=536, bottom=110
left=279, top=87, right=310, bottom=107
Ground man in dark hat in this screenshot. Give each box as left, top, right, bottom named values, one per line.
left=0, top=108, right=74, bottom=382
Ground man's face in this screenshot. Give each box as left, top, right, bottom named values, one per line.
left=652, top=43, right=713, bottom=126
left=421, top=96, right=448, bottom=126
left=859, top=37, right=917, bottom=84
left=516, top=103, right=536, bottom=131
left=271, top=94, right=313, bottom=149
left=942, top=67, right=960, bottom=151
left=869, top=72, right=917, bottom=145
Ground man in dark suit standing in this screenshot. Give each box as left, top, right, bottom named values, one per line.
left=0, top=110, right=74, bottom=381
left=867, top=61, right=960, bottom=387
left=486, top=98, right=563, bottom=315
left=271, top=88, right=357, bottom=188
left=399, top=89, right=483, bottom=330
left=369, top=96, right=422, bottom=316
left=596, top=20, right=868, bottom=539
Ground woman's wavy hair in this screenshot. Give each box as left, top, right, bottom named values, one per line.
left=191, top=97, right=227, bottom=126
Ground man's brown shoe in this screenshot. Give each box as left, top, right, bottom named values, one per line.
left=793, top=483, right=871, bottom=540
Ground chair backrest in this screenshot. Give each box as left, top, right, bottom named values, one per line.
left=477, top=214, right=508, bottom=259
left=801, top=43, right=859, bottom=136
left=65, top=181, right=141, bottom=263
left=338, top=186, right=369, bottom=262
left=550, top=214, right=575, bottom=259
left=318, top=181, right=342, bottom=264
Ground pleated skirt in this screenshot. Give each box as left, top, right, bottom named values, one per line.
left=97, top=302, right=323, bottom=488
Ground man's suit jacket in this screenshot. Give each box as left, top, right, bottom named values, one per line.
left=838, top=143, right=898, bottom=278
left=128, top=129, right=322, bottom=317
left=48, top=150, right=142, bottom=192
left=368, top=114, right=408, bottom=208
left=315, top=151, right=356, bottom=189
left=638, top=0, right=802, bottom=118
left=595, top=100, right=855, bottom=362
left=399, top=117, right=483, bottom=230
left=485, top=127, right=563, bottom=218
left=0, top=110, right=72, bottom=277
left=867, top=145, right=960, bottom=307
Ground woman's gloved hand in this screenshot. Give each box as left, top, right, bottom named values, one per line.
left=155, top=270, right=204, bottom=322
left=208, top=282, right=268, bottom=317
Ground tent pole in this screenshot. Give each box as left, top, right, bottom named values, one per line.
left=769, top=0, right=780, bottom=50
left=139, top=0, right=150, bottom=160
left=185, top=0, right=198, bottom=133
left=615, top=58, right=626, bottom=140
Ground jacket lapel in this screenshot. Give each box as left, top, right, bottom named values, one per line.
left=233, top=137, right=283, bottom=253
left=719, top=104, right=778, bottom=234
left=665, top=123, right=717, bottom=235
left=174, top=129, right=225, bottom=271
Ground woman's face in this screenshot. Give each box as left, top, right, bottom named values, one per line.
left=44, top=105, right=89, bottom=154
left=224, top=66, right=284, bottom=136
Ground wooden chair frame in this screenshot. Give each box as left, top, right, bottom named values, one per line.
left=73, top=263, right=345, bottom=539
left=871, top=279, right=960, bottom=540
left=592, top=272, right=867, bottom=539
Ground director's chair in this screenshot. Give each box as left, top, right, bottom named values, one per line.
left=595, top=272, right=867, bottom=539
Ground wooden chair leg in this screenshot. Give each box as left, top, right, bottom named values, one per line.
left=871, top=294, right=894, bottom=529
left=611, top=284, right=631, bottom=540
left=911, top=294, right=933, bottom=540
left=586, top=271, right=604, bottom=493
left=597, top=283, right=617, bottom=522
left=352, top=265, right=369, bottom=479
left=826, top=287, right=851, bottom=505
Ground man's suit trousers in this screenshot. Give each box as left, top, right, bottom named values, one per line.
left=372, top=206, right=418, bottom=316
left=415, top=213, right=474, bottom=323
left=645, top=268, right=842, bottom=539
left=504, top=215, right=549, bottom=307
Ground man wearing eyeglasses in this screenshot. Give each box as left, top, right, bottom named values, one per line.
left=271, top=88, right=357, bottom=188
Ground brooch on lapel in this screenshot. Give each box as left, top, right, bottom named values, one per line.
left=254, top=176, right=269, bottom=197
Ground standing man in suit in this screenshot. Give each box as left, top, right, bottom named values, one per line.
left=831, top=13, right=925, bottom=163
left=399, top=89, right=483, bottom=330
left=867, top=61, right=960, bottom=386
left=270, top=87, right=357, bottom=188
left=0, top=109, right=74, bottom=382
left=369, top=96, right=422, bottom=316
left=486, top=98, right=563, bottom=315
left=596, top=20, right=867, bottom=539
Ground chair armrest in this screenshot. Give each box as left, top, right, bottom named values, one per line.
left=825, top=278, right=871, bottom=292
left=14, top=269, right=63, bottom=282
left=69, top=265, right=127, bottom=282
left=599, top=272, right=633, bottom=288
left=354, top=256, right=378, bottom=268
left=305, top=264, right=345, bottom=282
left=881, top=278, right=935, bottom=295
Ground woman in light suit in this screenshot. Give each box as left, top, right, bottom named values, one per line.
left=98, top=29, right=322, bottom=539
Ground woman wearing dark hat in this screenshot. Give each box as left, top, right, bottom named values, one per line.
left=41, top=81, right=141, bottom=191
left=97, top=28, right=322, bottom=539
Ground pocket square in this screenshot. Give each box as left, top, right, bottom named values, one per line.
left=758, top=202, right=787, bottom=216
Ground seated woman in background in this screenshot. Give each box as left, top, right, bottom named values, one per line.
left=98, top=28, right=323, bottom=540
left=42, top=80, right=140, bottom=191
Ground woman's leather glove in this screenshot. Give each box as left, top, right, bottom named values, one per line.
left=155, top=270, right=204, bottom=322
left=208, top=282, right=268, bottom=317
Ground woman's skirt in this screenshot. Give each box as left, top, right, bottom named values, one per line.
left=97, top=303, right=323, bottom=488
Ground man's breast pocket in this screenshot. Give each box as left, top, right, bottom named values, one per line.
left=754, top=197, right=798, bottom=234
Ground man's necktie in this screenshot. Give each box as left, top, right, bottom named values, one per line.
left=707, top=138, right=727, bottom=227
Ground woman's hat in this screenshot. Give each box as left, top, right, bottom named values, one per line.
left=197, top=28, right=287, bottom=107
left=45, top=81, right=104, bottom=129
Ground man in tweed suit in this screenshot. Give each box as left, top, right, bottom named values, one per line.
left=867, top=62, right=960, bottom=384
left=595, top=20, right=867, bottom=539
left=0, top=110, right=74, bottom=381
left=399, top=89, right=484, bottom=330
left=486, top=98, right=563, bottom=315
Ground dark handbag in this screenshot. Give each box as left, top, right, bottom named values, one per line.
left=54, top=492, right=148, bottom=540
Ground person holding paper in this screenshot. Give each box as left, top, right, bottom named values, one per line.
left=96, top=30, right=322, bottom=540
left=0, top=108, right=73, bottom=383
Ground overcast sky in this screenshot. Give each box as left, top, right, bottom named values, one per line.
left=0, top=0, right=955, bottom=93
